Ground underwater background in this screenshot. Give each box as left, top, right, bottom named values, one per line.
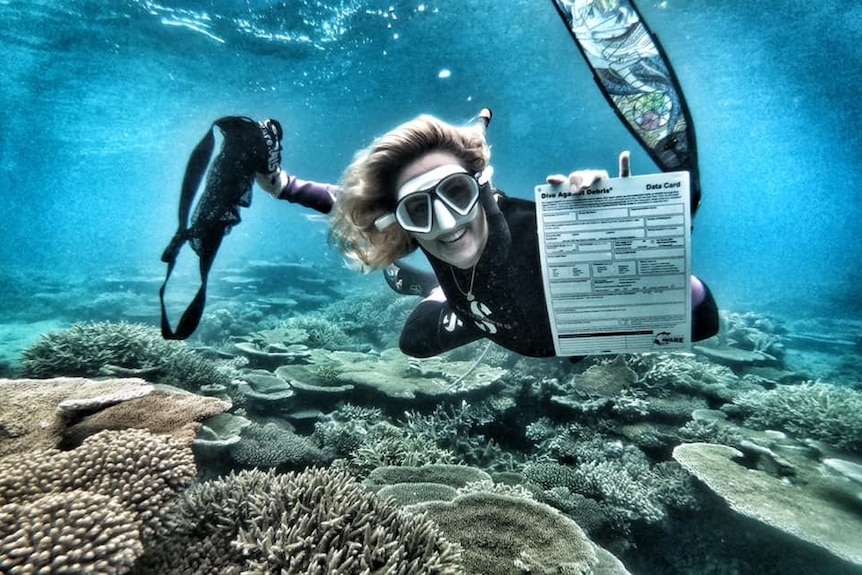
left=1, top=1, right=862, bottom=574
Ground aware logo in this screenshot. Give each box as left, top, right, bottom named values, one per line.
left=653, top=331, right=684, bottom=346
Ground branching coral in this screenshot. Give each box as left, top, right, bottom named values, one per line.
left=400, top=402, right=516, bottom=470
left=135, top=467, right=464, bottom=574
left=622, top=352, right=739, bottom=399
left=283, top=315, right=353, bottom=350
left=522, top=422, right=672, bottom=534
left=733, top=381, right=862, bottom=451
left=18, top=322, right=234, bottom=392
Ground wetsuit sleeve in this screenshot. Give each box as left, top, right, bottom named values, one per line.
left=277, top=176, right=339, bottom=214
left=400, top=299, right=486, bottom=358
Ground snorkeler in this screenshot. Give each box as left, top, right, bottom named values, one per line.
left=159, top=116, right=337, bottom=340
left=329, top=111, right=719, bottom=358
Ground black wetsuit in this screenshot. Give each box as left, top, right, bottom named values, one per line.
left=399, top=193, right=719, bottom=358
left=161, top=117, right=282, bottom=339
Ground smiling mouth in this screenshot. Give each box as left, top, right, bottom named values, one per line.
left=438, top=227, right=466, bottom=244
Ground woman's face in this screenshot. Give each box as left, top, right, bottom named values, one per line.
left=394, top=150, right=488, bottom=269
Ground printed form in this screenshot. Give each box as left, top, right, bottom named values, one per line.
left=535, top=172, right=692, bottom=356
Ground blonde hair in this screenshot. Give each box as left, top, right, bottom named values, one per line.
left=330, top=115, right=491, bottom=270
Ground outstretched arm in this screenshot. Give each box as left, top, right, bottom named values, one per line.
left=256, top=170, right=339, bottom=215
left=399, top=288, right=486, bottom=358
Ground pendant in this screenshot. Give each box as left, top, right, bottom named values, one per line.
left=466, top=292, right=475, bottom=302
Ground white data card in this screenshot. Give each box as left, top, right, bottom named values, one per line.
left=535, top=171, right=692, bottom=356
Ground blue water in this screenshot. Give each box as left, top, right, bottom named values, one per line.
left=2, top=0, right=860, bottom=322
left=2, top=2, right=862, bottom=572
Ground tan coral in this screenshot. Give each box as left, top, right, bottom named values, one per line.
left=62, top=387, right=231, bottom=446
left=0, top=490, right=143, bottom=574
left=277, top=348, right=506, bottom=401
left=673, top=442, right=862, bottom=568
left=0, top=428, right=197, bottom=543
left=0, top=377, right=154, bottom=457
left=409, top=491, right=630, bottom=575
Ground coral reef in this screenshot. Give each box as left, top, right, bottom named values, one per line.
left=410, top=492, right=629, bottom=575
left=133, top=467, right=463, bottom=574
left=0, top=428, right=197, bottom=572
left=673, top=442, right=862, bottom=568
left=18, top=322, right=234, bottom=392
left=0, top=377, right=153, bottom=456
left=733, top=381, right=862, bottom=451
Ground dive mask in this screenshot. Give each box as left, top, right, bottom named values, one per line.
left=375, top=164, right=492, bottom=239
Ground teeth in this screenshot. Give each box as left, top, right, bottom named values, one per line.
left=439, top=228, right=466, bottom=244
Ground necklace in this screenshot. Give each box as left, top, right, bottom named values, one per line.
left=451, top=265, right=477, bottom=302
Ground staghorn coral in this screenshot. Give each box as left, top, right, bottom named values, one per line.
left=18, top=321, right=234, bottom=392
left=0, top=490, right=143, bottom=574
left=319, top=289, right=413, bottom=348
left=400, top=402, right=517, bottom=471
left=283, top=315, right=353, bottom=350
left=348, top=432, right=455, bottom=475
left=569, top=460, right=665, bottom=526
left=522, top=424, right=670, bottom=534
left=678, top=418, right=744, bottom=447
left=135, top=467, right=464, bottom=574
left=314, top=417, right=455, bottom=478
left=733, top=381, right=862, bottom=451
left=622, top=352, right=740, bottom=400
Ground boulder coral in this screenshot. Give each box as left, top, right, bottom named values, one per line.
left=0, top=490, right=143, bottom=574
left=0, top=428, right=197, bottom=573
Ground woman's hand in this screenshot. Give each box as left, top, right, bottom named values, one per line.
left=546, top=151, right=631, bottom=194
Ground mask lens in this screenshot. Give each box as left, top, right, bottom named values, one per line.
left=436, top=174, right=479, bottom=214
left=396, top=193, right=432, bottom=232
